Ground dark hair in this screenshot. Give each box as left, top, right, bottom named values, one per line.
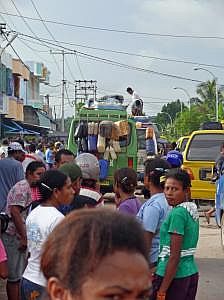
left=114, top=168, right=137, bottom=194
left=165, top=169, right=191, bottom=190
left=37, top=143, right=43, bottom=150
left=29, top=143, right=36, bottom=153
left=81, top=178, right=97, bottom=189
left=55, top=149, right=74, bottom=163
left=2, top=139, right=9, bottom=146
left=144, top=158, right=171, bottom=188
left=220, top=142, right=224, bottom=151
left=38, top=170, right=68, bottom=202
left=41, top=209, right=148, bottom=296
left=26, top=161, right=46, bottom=177
left=127, top=87, right=133, bottom=93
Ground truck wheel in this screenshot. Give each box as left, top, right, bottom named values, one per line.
left=221, top=214, right=224, bottom=250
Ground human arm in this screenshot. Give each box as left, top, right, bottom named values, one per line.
left=157, top=233, right=183, bottom=298
left=141, top=205, right=160, bottom=263
left=144, top=231, right=155, bottom=256
left=10, top=206, right=27, bottom=251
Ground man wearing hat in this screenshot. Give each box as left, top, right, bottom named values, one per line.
left=166, top=149, right=183, bottom=168
left=59, top=153, right=103, bottom=214
left=0, top=142, right=25, bottom=213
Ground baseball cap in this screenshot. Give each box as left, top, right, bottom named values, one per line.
left=166, top=150, right=183, bottom=168
left=8, top=142, right=25, bottom=152
left=75, top=153, right=100, bottom=180
left=59, top=162, right=82, bottom=182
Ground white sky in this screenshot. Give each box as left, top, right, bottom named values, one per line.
left=1, top=0, right=224, bottom=118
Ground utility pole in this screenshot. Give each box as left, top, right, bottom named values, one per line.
left=62, top=50, right=65, bottom=132
left=50, top=50, right=75, bottom=132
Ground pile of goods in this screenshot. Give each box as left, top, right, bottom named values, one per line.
left=74, top=120, right=129, bottom=180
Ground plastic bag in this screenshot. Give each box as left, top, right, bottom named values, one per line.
left=99, top=159, right=109, bottom=180
left=113, top=140, right=121, bottom=153
left=99, top=121, right=114, bottom=138
left=115, top=120, right=128, bottom=136
left=97, top=135, right=106, bottom=153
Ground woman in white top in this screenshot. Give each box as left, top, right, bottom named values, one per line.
left=20, top=169, right=74, bottom=300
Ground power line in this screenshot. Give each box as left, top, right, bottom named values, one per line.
left=9, top=0, right=62, bottom=74
left=29, top=0, right=75, bottom=81
left=15, top=31, right=204, bottom=83
left=14, top=31, right=224, bottom=70
left=3, top=10, right=224, bottom=40
left=74, top=53, right=85, bottom=80
left=2, top=32, right=30, bottom=72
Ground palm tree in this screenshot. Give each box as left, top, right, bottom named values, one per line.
left=196, top=80, right=224, bottom=120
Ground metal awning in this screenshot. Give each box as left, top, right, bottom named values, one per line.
left=2, top=120, right=40, bottom=135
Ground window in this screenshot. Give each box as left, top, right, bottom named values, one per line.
left=186, top=134, right=224, bottom=161
left=180, top=138, right=189, bottom=152
left=136, top=129, right=146, bottom=150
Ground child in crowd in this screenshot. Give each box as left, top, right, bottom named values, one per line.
left=151, top=169, right=199, bottom=300
left=114, top=167, right=142, bottom=216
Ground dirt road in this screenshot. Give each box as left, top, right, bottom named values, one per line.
left=196, top=218, right=224, bottom=300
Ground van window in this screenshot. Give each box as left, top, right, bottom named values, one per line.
left=180, top=137, right=189, bottom=152
left=186, top=133, right=224, bottom=161
left=137, top=129, right=146, bottom=150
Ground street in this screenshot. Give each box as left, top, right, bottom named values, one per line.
left=196, top=218, right=224, bottom=300
left=0, top=217, right=223, bottom=299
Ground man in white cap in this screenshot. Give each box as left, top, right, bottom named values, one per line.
left=74, top=153, right=104, bottom=209
left=0, top=142, right=25, bottom=212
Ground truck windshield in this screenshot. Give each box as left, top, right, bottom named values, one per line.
left=186, top=133, right=224, bottom=161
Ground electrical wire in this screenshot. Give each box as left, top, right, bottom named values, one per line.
left=29, top=0, right=75, bottom=81
left=15, top=31, right=204, bottom=83
left=74, top=53, right=85, bottom=80
left=2, top=10, right=224, bottom=40
left=10, top=31, right=224, bottom=70
left=64, top=83, right=74, bottom=107
left=9, top=0, right=62, bottom=75
left=2, top=32, right=30, bottom=72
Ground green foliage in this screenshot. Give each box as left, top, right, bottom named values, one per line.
left=155, top=80, right=224, bottom=140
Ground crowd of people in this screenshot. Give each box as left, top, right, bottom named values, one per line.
left=0, top=137, right=200, bottom=300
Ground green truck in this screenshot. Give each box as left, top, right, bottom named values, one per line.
left=67, top=106, right=159, bottom=193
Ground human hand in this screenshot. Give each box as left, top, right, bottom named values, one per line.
left=18, top=237, right=27, bottom=252
left=156, top=291, right=166, bottom=300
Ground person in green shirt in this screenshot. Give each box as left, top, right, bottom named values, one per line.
left=151, top=169, right=199, bottom=300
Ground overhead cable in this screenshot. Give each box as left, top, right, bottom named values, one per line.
left=2, top=10, right=224, bottom=40
left=15, top=31, right=203, bottom=83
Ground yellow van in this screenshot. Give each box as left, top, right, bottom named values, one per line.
left=176, top=135, right=190, bottom=153
left=182, top=130, right=224, bottom=202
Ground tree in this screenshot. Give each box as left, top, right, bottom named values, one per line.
left=196, top=80, right=224, bottom=120
left=155, top=99, right=186, bottom=128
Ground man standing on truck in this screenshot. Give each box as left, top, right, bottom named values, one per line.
left=127, top=87, right=143, bottom=116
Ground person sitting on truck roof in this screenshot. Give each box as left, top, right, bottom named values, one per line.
left=114, top=168, right=142, bottom=216
left=127, top=87, right=143, bottom=116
